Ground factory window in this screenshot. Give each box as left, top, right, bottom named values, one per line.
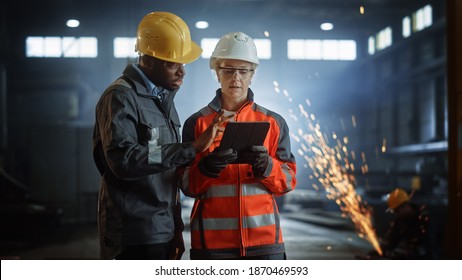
left=401, top=4, right=432, bottom=39
left=368, top=37, right=376, bottom=55
left=377, top=27, right=392, bottom=51
left=254, top=39, right=272, bottom=59
left=413, top=4, right=433, bottom=33
left=368, top=26, right=392, bottom=55
left=26, top=36, right=97, bottom=58
left=287, top=39, right=356, bottom=60
left=200, top=38, right=220, bottom=59
left=114, top=37, right=138, bottom=58
left=402, top=16, right=411, bottom=38
left=200, top=38, right=272, bottom=59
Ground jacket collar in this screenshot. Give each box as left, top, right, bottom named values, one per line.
left=131, top=63, right=166, bottom=98
left=208, top=88, right=255, bottom=113
left=122, top=64, right=178, bottom=103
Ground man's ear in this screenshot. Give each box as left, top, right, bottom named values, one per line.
left=140, top=55, right=156, bottom=69
left=147, top=56, right=157, bottom=69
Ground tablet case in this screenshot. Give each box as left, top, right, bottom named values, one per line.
left=218, top=122, right=270, bottom=162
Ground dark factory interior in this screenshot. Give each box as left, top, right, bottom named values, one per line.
left=1, top=0, right=461, bottom=261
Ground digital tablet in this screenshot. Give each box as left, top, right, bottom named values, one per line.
left=218, top=121, right=270, bottom=162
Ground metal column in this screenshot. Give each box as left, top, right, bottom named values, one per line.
left=0, top=64, right=6, bottom=156
left=445, top=0, right=462, bottom=259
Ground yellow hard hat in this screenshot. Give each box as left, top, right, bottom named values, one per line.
left=386, top=188, right=410, bottom=211
left=135, top=12, right=202, bottom=64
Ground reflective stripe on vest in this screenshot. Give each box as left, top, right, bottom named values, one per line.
left=190, top=183, right=276, bottom=231
left=281, top=163, right=294, bottom=192
left=242, top=183, right=270, bottom=196
left=201, top=183, right=270, bottom=199
left=191, top=213, right=276, bottom=231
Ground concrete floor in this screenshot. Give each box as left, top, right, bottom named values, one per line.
left=0, top=208, right=373, bottom=260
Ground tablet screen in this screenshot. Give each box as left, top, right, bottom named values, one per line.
left=219, top=121, right=270, bottom=153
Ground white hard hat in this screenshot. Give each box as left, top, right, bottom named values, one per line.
left=210, top=32, right=259, bottom=69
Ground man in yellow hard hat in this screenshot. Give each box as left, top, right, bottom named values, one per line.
left=364, top=188, right=433, bottom=259
left=93, top=12, right=230, bottom=260
left=386, top=187, right=411, bottom=212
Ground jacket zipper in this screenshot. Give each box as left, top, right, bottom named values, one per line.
left=234, top=109, right=246, bottom=257
left=238, top=164, right=245, bottom=257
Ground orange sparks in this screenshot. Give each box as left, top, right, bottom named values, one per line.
left=277, top=84, right=382, bottom=255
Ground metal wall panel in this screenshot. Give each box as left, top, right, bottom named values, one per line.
left=29, top=124, right=79, bottom=222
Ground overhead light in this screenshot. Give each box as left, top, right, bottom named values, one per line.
left=66, top=19, right=80, bottom=28
left=195, top=21, right=209, bottom=29
left=320, top=22, right=334, bottom=31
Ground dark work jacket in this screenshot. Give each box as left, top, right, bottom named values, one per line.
left=382, top=203, right=432, bottom=259
left=92, top=64, right=195, bottom=253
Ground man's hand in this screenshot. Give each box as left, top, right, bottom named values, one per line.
left=198, top=148, right=237, bottom=178
left=240, top=145, right=270, bottom=178
left=193, top=110, right=234, bottom=153
left=169, top=229, right=185, bottom=260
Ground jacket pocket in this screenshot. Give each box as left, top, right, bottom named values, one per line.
left=138, top=109, right=168, bottom=145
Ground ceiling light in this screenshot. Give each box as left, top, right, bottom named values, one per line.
left=66, top=19, right=80, bottom=28
left=195, top=21, right=209, bottom=29
left=320, top=22, right=334, bottom=31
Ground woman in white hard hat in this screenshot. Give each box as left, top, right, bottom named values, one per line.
left=177, top=32, right=297, bottom=260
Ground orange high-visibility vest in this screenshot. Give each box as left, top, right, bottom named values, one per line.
left=179, top=91, right=297, bottom=259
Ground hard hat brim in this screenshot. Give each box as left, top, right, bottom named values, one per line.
left=155, top=42, right=202, bottom=64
